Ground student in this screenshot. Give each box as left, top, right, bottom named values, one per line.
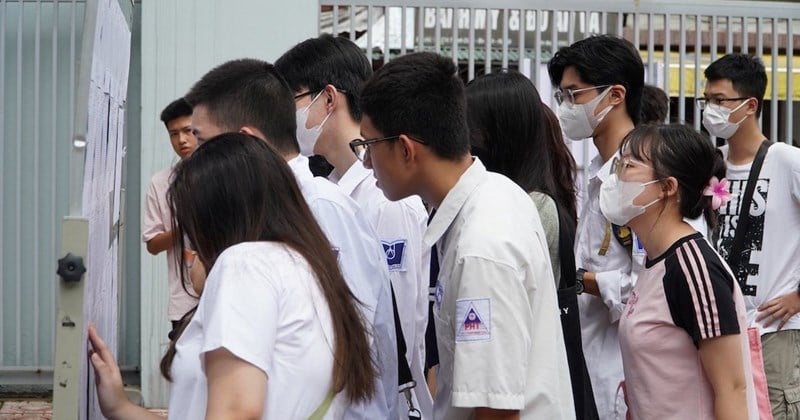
left=606, top=123, right=757, bottom=419
left=275, top=36, right=432, bottom=418
left=141, top=98, right=199, bottom=337
left=90, top=132, right=376, bottom=419
left=183, top=58, right=398, bottom=419
left=356, top=52, right=574, bottom=419
left=703, top=53, right=800, bottom=419
left=548, top=35, right=645, bottom=419
left=465, top=70, right=597, bottom=419
left=640, top=84, right=670, bottom=124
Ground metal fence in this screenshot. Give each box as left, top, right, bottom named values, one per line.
left=319, top=0, right=800, bottom=146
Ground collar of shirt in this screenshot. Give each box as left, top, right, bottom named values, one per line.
left=423, top=157, right=486, bottom=248
left=335, top=161, right=372, bottom=196
left=590, top=153, right=617, bottom=184
left=286, top=154, right=312, bottom=183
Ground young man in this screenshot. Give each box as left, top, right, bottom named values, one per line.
left=704, top=54, right=800, bottom=419
left=275, top=34, right=432, bottom=419
left=548, top=35, right=644, bottom=418
left=640, top=84, right=670, bottom=124
left=358, top=51, right=574, bottom=420
left=142, top=97, right=199, bottom=336
left=183, top=58, right=399, bottom=419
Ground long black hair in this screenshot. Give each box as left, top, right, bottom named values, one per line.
left=466, top=70, right=578, bottom=222
left=162, top=133, right=375, bottom=402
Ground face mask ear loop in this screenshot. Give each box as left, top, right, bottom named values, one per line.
left=303, top=91, right=324, bottom=113
left=730, top=98, right=752, bottom=125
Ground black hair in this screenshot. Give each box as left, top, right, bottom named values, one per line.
left=548, top=35, right=645, bottom=125
left=159, top=97, right=192, bottom=126
left=466, top=70, right=577, bottom=223
left=184, top=59, right=299, bottom=155
left=621, top=123, right=726, bottom=229
left=360, top=52, right=470, bottom=160
left=704, top=53, right=767, bottom=118
left=275, top=34, right=372, bottom=122
left=162, top=132, right=375, bottom=401
left=640, top=85, right=669, bottom=124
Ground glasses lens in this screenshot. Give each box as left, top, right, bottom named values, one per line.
left=696, top=98, right=707, bottom=110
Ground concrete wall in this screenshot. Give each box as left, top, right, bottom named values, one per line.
left=138, top=0, right=318, bottom=407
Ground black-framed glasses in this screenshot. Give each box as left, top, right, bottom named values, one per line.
left=554, top=85, right=611, bottom=106
left=294, top=88, right=349, bottom=101
left=349, top=135, right=427, bottom=161
left=695, top=97, right=749, bottom=110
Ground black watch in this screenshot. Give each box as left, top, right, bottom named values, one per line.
left=576, top=268, right=587, bottom=295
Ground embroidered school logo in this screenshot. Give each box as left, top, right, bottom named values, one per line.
left=382, top=240, right=407, bottom=271
left=456, top=298, right=491, bottom=342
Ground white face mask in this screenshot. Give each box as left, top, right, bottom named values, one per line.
left=599, top=173, right=661, bottom=226
left=295, top=91, right=332, bottom=156
left=701, top=100, right=748, bottom=140
left=557, top=86, right=613, bottom=140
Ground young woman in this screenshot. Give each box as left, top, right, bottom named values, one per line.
left=465, top=70, right=577, bottom=284
left=603, top=124, right=757, bottom=419
left=89, top=133, right=375, bottom=419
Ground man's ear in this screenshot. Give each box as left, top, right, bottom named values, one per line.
left=745, top=97, right=759, bottom=116
left=608, top=85, right=627, bottom=106
left=323, top=84, right=339, bottom=112
left=398, top=134, right=421, bottom=163
left=239, top=126, right=267, bottom=141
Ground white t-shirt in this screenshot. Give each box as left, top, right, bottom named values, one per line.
left=333, top=162, right=433, bottom=419
left=715, top=142, right=800, bottom=334
left=141, top=166, right=198, bottom=321
left=169, top=241, right=346, bottom=419
left=424, top=158, right=575, bottom=420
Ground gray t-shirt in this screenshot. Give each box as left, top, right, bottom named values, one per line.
left=529, top=191, right=560, bottom=288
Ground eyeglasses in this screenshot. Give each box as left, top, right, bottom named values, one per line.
left=349, top=135, right=427, bottom=161
left=695, top=97, right=749, bottom=110
left=554, top=85, right=610, bottom=106
left=294, top=88, right=349, bottom=101
left=609, top=156, right=653, bottom=178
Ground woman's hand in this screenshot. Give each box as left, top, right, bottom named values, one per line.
left=88, top=324, right=160, bottom=420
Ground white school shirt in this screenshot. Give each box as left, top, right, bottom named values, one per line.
left=169, top=242, right=346, bottom=419
left=425, top=158, right=575, bottom=420
left=141, top=166, right=198, bottom=321
left=574, top=155, right=634, bottom=418
left=332, top=163, right=433, bottom=419
left=715, top=142, right=800, bottom=334
left=288, top=155, right=399, bottom=419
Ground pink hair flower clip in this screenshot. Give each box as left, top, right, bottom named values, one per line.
left=703, top=176, right=731, bottom=210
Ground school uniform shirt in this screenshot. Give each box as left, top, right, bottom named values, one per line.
left=574, top=155, right=635, bottom=418
left=424, top=158, right=575, bottom=420
left=169, top=242, right=347, bottom=419
left=619, top=233, right=758, bottom=419
left=141, top=166, right=198, bottom=321
left=332, top=162, right=433, bottom=419
left=287, top=155, right=399, bottom=419
left=714, top=143, right=800, bottom=334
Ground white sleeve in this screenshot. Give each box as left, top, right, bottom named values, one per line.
left=141, top=178, right=166, bottom=242
left=199, top=253, right=280, bottom=375
left=595, top=269, right=637, bottom=324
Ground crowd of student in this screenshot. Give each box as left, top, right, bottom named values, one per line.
left=88, top=33, right=800, bottom=420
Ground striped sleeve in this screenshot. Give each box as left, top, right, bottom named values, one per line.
left=663, top=238, right=740, bottom=347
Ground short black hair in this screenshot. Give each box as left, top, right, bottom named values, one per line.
left=275, top=34, right=372, bottom=122
left=640, top=85, right=669, bottom=124
left=160, top=97, right=192, bottom=126
left=360, top=52, right=470, bottom=160
left=548, top=35, right=645, bottom=125
left=184, top=58, right=298, bottom=155
left=704, top=54, right=767, bottom=117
